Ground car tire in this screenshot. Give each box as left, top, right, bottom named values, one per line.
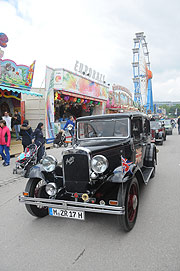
left=117, top=177, right=139, bottom=232
left=160, top=140, right=163, bottom=145
left=25, top=178, right=48, bottom=218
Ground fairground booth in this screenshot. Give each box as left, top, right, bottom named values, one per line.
left=0, top=58, right=42, bottom=139
left=45, top=67, right=109, bottom=142
left=106, top=84, right=138, bottom=113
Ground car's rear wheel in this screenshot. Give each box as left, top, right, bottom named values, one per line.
left=25, top=178, right=48, bottom=217
left=117, top=177, right=139, bottom=232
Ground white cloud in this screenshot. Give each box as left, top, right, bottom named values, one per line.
left=1, top=0, right=180, bottom=102
left=153, top=70, right=180, bottom=101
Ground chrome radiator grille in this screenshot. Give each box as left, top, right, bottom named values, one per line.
left=63, top=153, right=89, bottom=192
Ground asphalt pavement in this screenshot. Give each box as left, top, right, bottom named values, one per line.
left=0, top=131, right=180, bottom=271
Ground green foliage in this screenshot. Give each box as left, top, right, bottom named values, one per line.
left=160, top=104, right=180, bottom=117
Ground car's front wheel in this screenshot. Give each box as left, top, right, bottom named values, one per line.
left=117, top=177, right=139, bottom=232
left=25, top=178, right=48, bottom=217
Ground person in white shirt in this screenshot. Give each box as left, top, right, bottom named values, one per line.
left=2, top=111, right=12, bottom=132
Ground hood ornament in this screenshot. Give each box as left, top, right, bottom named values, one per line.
left=66, top=156, right=75, bottom=166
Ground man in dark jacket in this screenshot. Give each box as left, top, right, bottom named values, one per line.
left=19, top=120, right=33, bottom=151
left=178, top=117, right=180, bottom=135
left=13, top=110, right=21, bottom=140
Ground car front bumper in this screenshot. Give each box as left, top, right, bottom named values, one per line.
left=19, top=196, right=125, bottom=215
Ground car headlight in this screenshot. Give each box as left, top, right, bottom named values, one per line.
left=91, top=155, right=108, bottom=174
left=42, top=155, right=57, bottom=172
left=45, top=182, right=57, bottom=196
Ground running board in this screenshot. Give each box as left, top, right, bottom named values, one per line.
left=142, top=167, right=154, bottom=184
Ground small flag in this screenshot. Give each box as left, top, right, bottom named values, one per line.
left=121, top=156, right=133, bottom=174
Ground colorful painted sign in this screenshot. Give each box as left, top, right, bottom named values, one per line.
left=45, top=66, right=55, bottom=141
left=54, top=69, right=108, bottom=101
left=0, top=59, right=35, bottom=90
left=107, top=85, right=133, bottom=108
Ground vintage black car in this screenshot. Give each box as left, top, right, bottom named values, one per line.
left=19, top=112, right=157, bottom=232
left=150, top=120, right=166, bottom=145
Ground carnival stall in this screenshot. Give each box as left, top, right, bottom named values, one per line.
left=45, top=67, right=109, bottom=142
left=106, top=84, right=138, bottom=113
left=0, top=59, right=41, bottom=119
left=0, top=33, right=42, bottom=125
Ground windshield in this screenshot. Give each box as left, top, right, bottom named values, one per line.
left=150, top=121, right=161, bottom=129
left=164, top=120, right=171, bottom=125
left=77, top=118, right=129, bottom=139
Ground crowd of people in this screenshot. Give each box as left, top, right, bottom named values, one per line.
left=0, top=110, right=45, bottom=167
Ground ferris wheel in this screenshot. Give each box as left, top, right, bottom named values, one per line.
left=132, top=32, right=153, bottom=112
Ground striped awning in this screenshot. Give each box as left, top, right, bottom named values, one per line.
left=59, top=90, right=104, bottom=102
left=0, top=85, right=43, bottom=97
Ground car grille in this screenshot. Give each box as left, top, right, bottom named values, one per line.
left=63, top=153, right=89, bottom=192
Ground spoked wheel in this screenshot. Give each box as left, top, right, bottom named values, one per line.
left=117, top=177, right=139, bottom=232
left=25, top=178, right=48, bottom=217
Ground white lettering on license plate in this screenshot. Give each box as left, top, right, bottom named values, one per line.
left=49, top=208, right=85, bottom=220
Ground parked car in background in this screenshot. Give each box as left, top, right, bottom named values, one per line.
left=19, top=112, right=157, bottom=232
left=150, top=120, right=166, bottom=145
left=161, top=119, right=173, bottom=135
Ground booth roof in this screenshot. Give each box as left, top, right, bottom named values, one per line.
left=60, top=90, right=105, bottom=102
left=0, top=85, right=43, bottom=97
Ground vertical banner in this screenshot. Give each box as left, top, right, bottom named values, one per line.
left=45, top=66, right=55, bottom=142
left=21, top=101, right=25, bottom=124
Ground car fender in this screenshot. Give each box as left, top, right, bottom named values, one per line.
left=110, top=164, right=144, bottom=184
left=28, top=164, right=46, bottom=181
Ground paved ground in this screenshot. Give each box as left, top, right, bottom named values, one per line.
left=0, top=130, right=180, bottom=271
left=0, top=146, right=65, bottom=187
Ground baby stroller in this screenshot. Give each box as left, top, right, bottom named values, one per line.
left=53, top=130, right=68, bottom=148
left=13, top=143, right=40, bottom=178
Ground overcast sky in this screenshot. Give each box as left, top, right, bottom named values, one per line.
left=1, top=0, right=180, bottom=102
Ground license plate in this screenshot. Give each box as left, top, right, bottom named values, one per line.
left=49, top=208, right=85, bottom=220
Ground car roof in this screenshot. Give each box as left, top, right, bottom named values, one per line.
left=77, top=112, right=148, bottom=122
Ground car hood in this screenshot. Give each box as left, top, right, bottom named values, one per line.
left=77, top=138, right=131, bottom=154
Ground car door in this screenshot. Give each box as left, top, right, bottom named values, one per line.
left=131, top=117, right=144, bottom=168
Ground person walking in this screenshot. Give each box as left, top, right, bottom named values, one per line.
left=178, top=116, right=180, bottom=135
left=0, top=120, right=11, bottom=166
left=33, top=122, right=45, bottom=162
left=13, top=110, right=21, bottom=140
left=19, top=120, right=33, bottom=151
left=63, top=115, right=75, bottom=137
left=2, top=111, right=12, bottom=131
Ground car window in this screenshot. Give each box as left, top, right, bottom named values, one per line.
left=164, top=120, right=171, bottom=125
left=150, top=121, right=161, bottom=129
left=114, top=119, right=128, bottom=137
left=77, top=118, right=129, bottom=139
left=131, top=118, right=142, bottom=139
left=143, top=118, right=150, bottom=135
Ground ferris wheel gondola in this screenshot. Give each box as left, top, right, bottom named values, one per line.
left=132, top=32, right=153, bottom=112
